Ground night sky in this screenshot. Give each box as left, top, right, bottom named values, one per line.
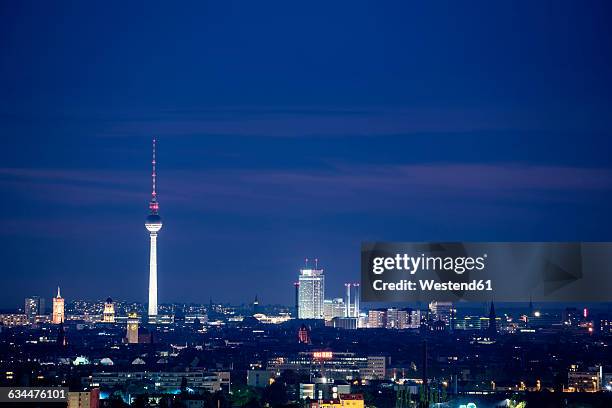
left=1, top=1, right=612, bottom=308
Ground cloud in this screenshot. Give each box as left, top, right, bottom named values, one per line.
left=2, top=163, right=611, bottom=213
left=93, top=105, right=549, bottom=138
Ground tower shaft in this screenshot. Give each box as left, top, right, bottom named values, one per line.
left=148, top=231, right=158, bottom=317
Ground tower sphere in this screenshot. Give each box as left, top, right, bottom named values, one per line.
left=145, top=214, right=163, bottom=232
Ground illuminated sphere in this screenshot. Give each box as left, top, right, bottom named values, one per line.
left=145, top=214, right=163, bottom=232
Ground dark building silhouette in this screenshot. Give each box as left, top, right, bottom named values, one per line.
left=56, top=321, right=67, bottom=346
left=487, top=301, right=497, bottom=336
left=252, top=295, right=259, bottom=315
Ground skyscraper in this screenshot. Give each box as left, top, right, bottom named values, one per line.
left=24, top=296, right=45, bottom=320
left=52, top=287, right=64, bottom=324
left=145, top=138, right=163, bottom=320
left=297, top=259, right=324, bottom=319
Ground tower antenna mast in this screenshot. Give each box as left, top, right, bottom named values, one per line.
left=149, top=137, right=159, bottom=214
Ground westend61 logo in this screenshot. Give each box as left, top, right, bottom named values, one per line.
left=371, top=253, right=487, bottom=275
left=361, top=242, right=612, bottom=302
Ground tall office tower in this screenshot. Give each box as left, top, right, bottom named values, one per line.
left=429, top=301, right=452, bottom=326
left=145, top=138, right=163, bottom=320
left=52, top=287, right=65, bottom=324
left=24, top=296, right=45, bottom=320
left=344, top=283, right=352, bottom=317
left=324, top=298, right=347, bottom=321
left=126, top=312, right=139, bottom=344
left=297, top=259, right=325, bottom=319
left=103, top=297, right=115, bottom=323
left=352, top=282, right=360, bottom=317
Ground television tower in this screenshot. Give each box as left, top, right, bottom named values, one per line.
left=145, top=137, right=162, bottom=320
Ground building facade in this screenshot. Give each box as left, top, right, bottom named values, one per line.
left=52, top=287, right=65, bottom=324
left=102, top=298, right=115, bottom=323
left=24, top=296, right=45, bottom=320
left=298, top=267, right=325, bottom=319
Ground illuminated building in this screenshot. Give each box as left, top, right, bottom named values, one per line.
left=368, top=309, right=387, bottom=328
left=268, top=352, right=386, bottom=381
left=386, top=308, right=399, bottom=328
left=344, top=283, right=360, bottom=318
left=298, top=259, right=325, bottom=319
left=396, top=308, right=420, bottom=329
left=455, top=315, right=485, bottom=331
left=352, top=283, right=360, bottom=318
left=567, top=366, right=602, bottom=392
left=324, top=298, right=346, bottom=321
left=331, top=317, right=358, bottom=330
left=126, top=312, right=139, bottom=344
left=529, top=311, right=562, bottom=328
left=145, top=137, right=163, bottom=320
left=428, top=301, right=452, bottom=326
left=52, top=286, right=65, bottom=324
left=0, top=314, right=29, bottom=326
left=24, top=296, right=45, bottom=321
left=599, top=317, right=612, bottom=333
left=88, top=371, right=227, bottom=394
left=102, top=297, right=115, bottom=323
left=310, top=394, right=364, bottom=408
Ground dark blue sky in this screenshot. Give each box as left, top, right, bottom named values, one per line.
left=1, top=1, right=612, bottom=308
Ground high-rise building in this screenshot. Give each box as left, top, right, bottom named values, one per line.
left=353, top=283, right=360, bottom=317
left=126, top=312, right=139, bottom=344
left=344, top=283, right=361, bottom=318
left=145, top=138, right=163, bottom=320
left=24, top=296, right=45, bottom=320
left=103, top=298, right=115, bottom=323
left=298, top=260, right=325, bottom=319
left=323, top=298, right=346, bottom=321
left=52, top=287, right=64, bottom=324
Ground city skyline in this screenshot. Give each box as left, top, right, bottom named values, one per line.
left=2, top=2, right=612, bottom=308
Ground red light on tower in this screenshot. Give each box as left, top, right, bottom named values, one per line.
left=583, top=308, right=588, bottom=319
